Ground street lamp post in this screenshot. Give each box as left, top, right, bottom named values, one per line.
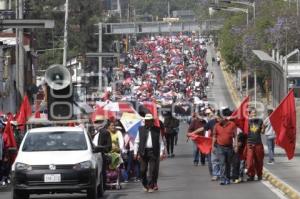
left=209, top=6, right=249, bottom=26
left=219, top=1, right=256, bottom=96
left=221, top=0, right=255, bottom=23
left=209, top=5, right=249, bottom=96
left=63, top=0, right=69, bottom=67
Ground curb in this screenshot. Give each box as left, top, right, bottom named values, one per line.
left=263, top=168, right=300, bottom=199
left=221, top=65, right=241, bottom=106
left=219, top=61, right=300, bottom=199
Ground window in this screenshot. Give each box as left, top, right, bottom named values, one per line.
left=22, top=131, right=87, bottom=152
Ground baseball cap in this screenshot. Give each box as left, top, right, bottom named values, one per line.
left=144, top=113, right=154, bottom=120
left=94, top=115, right=105, bottom=122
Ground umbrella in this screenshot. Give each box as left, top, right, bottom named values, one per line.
left=166, top=73, right=175, bottom=78
left=139, top=83, right=151, bottom=91
left=120, top=112, right=142, bottom=138
left=123, top=78, right=132, bottom=85
left=149, top=66, right=161, bottom=71
left=188, top=64, right=197, bottom=69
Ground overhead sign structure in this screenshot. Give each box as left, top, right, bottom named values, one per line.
left=85, top=52, right=120, bottom=58
left=102, top=19, right=223, bottom=35
left=0, top=19, right=55, bottom=29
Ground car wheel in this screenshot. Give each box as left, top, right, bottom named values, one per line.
left=87, top=184, right=98, bottom=199
left=98, top=173, right=104, bottom=197
left=13, top=190, right=29, bottom=199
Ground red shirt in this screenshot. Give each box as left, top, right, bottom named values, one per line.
left=188, top=118, right=206, bottom=136
left=215, top=121, right=237, bottom=146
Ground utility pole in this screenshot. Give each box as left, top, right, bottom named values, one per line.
left=127, top=0, right=130, bottom=22
left=16, top=0, right=24, bottom=98
left=15, top=0, right=19, bottom=102
left=297, top=0, right=299, bottom=16
left=168, top=0, right=170, bottom=18
left=63, top=0, right=69, bottom=67
left=98, top=22, right=103, bottom=91
left=117, top=0, right=122, bottom=21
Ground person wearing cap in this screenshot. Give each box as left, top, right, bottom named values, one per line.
left=134, top=113, right=165, bottom=193
left=92, top=116, right=112, bottom=190
left=212, top=109, right=237, bottom=185
left=188, top=108, right=220, bottom=179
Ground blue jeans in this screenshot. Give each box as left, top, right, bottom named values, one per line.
left=193, top=142, right=206, bottom=165
left=216, top=145, right=234, bottom=182
left=267, top=138, right=275, bottom=162
left=211, top=147, right=220, bottom=177
left=121, top=152, right=133, bottom=181
left=231, top=153, right=245, bottom=180
left=193, top=142, right=199, bottom=163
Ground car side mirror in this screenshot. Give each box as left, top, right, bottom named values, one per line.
left=93, top=146, right=105, bottom=153
left=8, top=147, right=18, bottom=154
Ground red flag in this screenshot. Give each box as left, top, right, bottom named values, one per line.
left=91, top=105, right=116, bottom=122
left=188, top=134, right=212, bottom=155
left=143, top=101, right=160, bottom=127
left=231, top=96, right=249, bottom=134
left=269, top=89, right=296, bottom=160
left=17, top=95, right=32, bottom=127
left=3, top=119, right=17, bottom=148
left=119, top=102, right=135, bottom=113
left=34, top=101, right=41, bottom=118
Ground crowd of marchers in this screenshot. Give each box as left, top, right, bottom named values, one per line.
left=187, top=106, right=276, bottom=185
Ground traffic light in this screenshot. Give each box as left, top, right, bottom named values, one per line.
left=44, top=64, right=73, bottom=120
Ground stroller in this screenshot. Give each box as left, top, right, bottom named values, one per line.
left=106, top=152, right=122, bottom=190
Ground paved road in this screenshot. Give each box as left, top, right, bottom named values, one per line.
left=0, top=123, right=282, bottom=199
left=0, top=44, right=285, bottom=199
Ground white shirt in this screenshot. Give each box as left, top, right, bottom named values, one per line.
left=123, top=133, right=134, bottom=152
left=134, top=128, right=165, bottom=156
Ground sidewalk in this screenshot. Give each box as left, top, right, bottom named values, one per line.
left=221, top=60, right=300, bottom=199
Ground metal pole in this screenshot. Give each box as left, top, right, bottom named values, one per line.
left=246, top=67, right=248, bottom=95
left=118, top=0, right=122, bottom=21
left=18, top=0, right=24, bottom=97
left=168, top=0, right=170, bottom=18
left=297, top=0, right=299, bottom=16
left=284, top=59, right=288, bottom=95
left=128, top=0, right=130, bottom=22
left=15, top=0, right=19, bottom=103
left=253, top=2, right=255, bottom=23
left=246, top=9, right=249, bottom=27
left=63, top=0, right=69, bottom=67
left=0, top=46, right=3, bottom=110
left=254, top=68, right=257, bottom=108
left=8, top=0, right=11, bottom=10
left=98, top=23, right=103, bottom=91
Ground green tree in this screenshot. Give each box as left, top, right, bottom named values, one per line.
left=26, top=0, right=104, bottom=70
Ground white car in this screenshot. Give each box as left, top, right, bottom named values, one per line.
left=11, top=126, right=104, bottom=199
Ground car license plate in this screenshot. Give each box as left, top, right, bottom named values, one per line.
left=44, top=174, right=61, bottom=183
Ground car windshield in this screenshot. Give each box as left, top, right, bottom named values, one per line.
left=22, top=131, right=88, bottom=152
